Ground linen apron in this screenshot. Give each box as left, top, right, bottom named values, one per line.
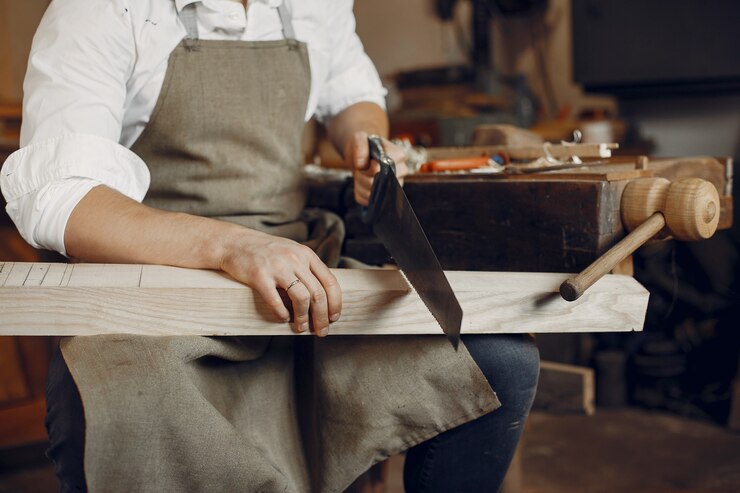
left=60, top=4, right=499, bottom=492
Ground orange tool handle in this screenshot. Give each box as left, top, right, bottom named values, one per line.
left=419, top=156, right=491, bottom=173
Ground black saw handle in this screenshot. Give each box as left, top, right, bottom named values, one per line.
left=362, top=135, right=396, bottom=224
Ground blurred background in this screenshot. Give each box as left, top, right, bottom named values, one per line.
left=1, top=1, right=739, bottom=492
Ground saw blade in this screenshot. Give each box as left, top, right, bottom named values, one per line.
left=364, top=137, right=462, bottom=349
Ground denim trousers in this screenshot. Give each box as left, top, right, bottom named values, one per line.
left=46, top=334, right=539, bottom=493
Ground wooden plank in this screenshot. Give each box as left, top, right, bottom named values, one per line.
left=0, top=261, right=10, bottom=285
left=719, top=195, right=733, bottom=231
left=647, top=156, right=728, bottom=195
left=407, top=165, right=651, bottom=182
left=501, top=169, right=650, bottom=182
left=3, top=262, right=31, bottom=287
left=41, top=263, right=69, bottom=287
left=533, top=361, right=595, bottom=415
left=0, top=263, right=648, bottom=337
left=426, top=143, right=619, bottom=161
left=22, top=263, right=50, bottom=286
left=406, top=161, right=654, bottom=182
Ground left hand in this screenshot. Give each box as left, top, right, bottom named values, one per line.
left=344, top=131, right=409, bottom=206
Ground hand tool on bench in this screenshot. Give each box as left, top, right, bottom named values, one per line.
left=363, top=135, right=463, bottom=349
left=560, top=177, right=720, bottom=301
left=419, top=155, right=495, bottom=173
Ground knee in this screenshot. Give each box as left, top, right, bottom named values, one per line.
left=463, top=334, right=540, bottom=412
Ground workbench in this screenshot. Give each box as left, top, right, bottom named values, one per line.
left=326, top=155, right=733, bottom=273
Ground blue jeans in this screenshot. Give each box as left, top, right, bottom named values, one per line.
left=46, top=334, right=539, bottom=492
left=404, top=334, right=540, bottom=493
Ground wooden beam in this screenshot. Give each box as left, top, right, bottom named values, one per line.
left=426, top=143, right=619, bottom=161
left=533, top=361, right=596, bottom=415
left=0, top=262, right=648, bottom=337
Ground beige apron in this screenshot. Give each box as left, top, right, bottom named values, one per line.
left=60, top=4, right=499, bottom=491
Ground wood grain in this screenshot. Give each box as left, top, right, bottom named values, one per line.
left=405, top=164, right=651, bottom=183
left=401, top=178, right=629, bottom=273
left=0, top=262, right=648, bottom=336
left=426, top=143, right=618, bottom=161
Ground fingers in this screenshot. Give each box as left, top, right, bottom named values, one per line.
left=294, top=273, right=330, bottom=336
left=349, top=131, right=370, bottom=171
left=283, top=276, right=312, bottom=334
left=354, top=160, right=379, bottom=206
left=279, top=250, right=341, bottom=338
left=222, top=232, right=342, bottom=337
left=310, top=257, right=342, bottom=324
left=350, top=135, right=410, bottom=205
left=253, top=275, right=292, bottom=322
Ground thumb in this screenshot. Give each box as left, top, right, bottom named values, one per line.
left=350, top=131, right=370, bottom=171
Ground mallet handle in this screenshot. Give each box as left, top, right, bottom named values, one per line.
left=560, top=213, right=665, bottom=302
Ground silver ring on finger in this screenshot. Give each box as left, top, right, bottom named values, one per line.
left=286, top=278, right=302, bottom=291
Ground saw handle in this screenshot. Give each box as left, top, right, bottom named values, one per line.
left=560, top=178, right=720, bottom=302
left=362, top=135, right=396, bottom=224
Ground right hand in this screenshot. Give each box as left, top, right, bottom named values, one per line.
left=344, top=131, right=409, bottom=206
left=219, top=228, right=341, bottom=337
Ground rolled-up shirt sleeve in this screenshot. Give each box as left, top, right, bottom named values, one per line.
left=313, top=0, right=387, bottom=122
left=0, top=0, right=149, bottom=255
left=2, top=135, right=150, bottom=254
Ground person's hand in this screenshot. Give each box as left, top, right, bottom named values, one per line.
left=219, top=229, right=341, bottom=337
left=344, top=131, right=409, bottom=206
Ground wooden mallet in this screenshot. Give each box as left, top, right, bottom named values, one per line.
left=560, top=177, right=720, bottom=301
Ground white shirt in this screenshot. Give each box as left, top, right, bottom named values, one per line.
left=0, top=0, right=386, bottom=255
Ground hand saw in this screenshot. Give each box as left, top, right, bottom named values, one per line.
left=362, top=135, right=462, bottom=349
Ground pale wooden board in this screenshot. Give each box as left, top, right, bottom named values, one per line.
left=41, top=263, right=70, bottom=287
left=0, top=262, right=649, bottom=337
left=426, top=143, right=618, bottom=161
left=406, top=164, right=652, bottom=182
left=0, top=262, right=11, bottom=286
left=4, top=262, right=31, bottom=287
left=23, top=263, right=50, bottom=286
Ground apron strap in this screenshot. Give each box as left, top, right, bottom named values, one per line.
left=277, top=2, right=296, bottom=40
left=179, top=3, right=200, bottom=40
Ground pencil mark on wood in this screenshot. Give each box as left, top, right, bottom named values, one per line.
left=62, top=264, right=74, bottom=287
left=0, top=263, right=9, bottom=287
left=39, top=264, right=51, bottom=286
left=5, top=263, right=32, bottom=287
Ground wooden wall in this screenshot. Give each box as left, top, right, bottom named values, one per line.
left=0, top=1, right=49, bottom=103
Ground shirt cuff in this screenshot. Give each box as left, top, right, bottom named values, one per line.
left=5, top=178, right=101, bottom=255
left=1, top=133, right=150, bottom=254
